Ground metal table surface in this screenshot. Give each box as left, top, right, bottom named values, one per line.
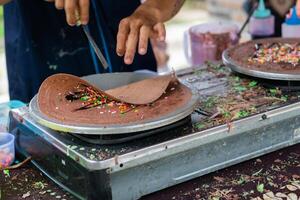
left=1, top=104, right=300, bottom=200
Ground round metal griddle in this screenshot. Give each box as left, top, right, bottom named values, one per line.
left=222, top=49, right=300, bottom=81
left=29, top=72, right=198, bottom=135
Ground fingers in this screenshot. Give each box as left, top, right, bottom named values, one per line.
left=153, top=23, right=166, bottom=42
left=138, top=25, right=150, bottom=55
left=55, top=0, right=64, bottom=10
left=116, top=19, right=130, bottom=57
left=124, top=23, right=140, bottom=65
left=79, top=0, right=89, bottom=25
left=50, top=0, right=90, bottom=26
left=116, top=18, right=166, bottom=65
left=64, top=0, right=79, bottom=26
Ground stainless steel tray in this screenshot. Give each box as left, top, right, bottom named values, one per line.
left=29, top=72, right=198, bottom=135
left=222, top=49, right=300, bottom=81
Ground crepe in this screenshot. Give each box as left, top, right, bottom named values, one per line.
left=228, top=38, right=300, bottom=74
left=106, top=75, right=174, bottom=105
left=37, top=73, right=192, bottom=125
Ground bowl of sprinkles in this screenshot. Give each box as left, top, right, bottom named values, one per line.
left=0, top=132, right=15, bottom=169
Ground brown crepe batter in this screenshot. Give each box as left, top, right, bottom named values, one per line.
left=106, top=75, right=173, bottom=105
left=228, top=38, right=300, bottom=74
left=38, top=74, right=192, bottom=126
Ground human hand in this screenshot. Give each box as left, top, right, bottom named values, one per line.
left=46, top=0, right=90, bottom=26
left=116, top=5, right=166, bottom=65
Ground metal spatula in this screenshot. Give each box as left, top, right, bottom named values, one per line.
left=82, top=25, right=109, bottom=70
left=76, top=11, right=108, bottom=70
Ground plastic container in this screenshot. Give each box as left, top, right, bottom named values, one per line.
left=0, top=100, right=26, bottom=132
left=0, top=132, right=15, bottom=169
left=282, top=6, right=300, bottom=38
left=249, top=0, right=275, bottom=37
left=0, top=107, right=9, bottom=132
left=184, top=22, right=239, bottom=66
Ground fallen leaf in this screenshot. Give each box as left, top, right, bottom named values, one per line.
left=291, top=182, right=300, bottom=189
left=251, top=197, right=263, bottom=200
left=274, top=159, right=282, bottom=163
left=264, top=192, right=275, bottom=197
left=262, top=194, right=272, bottom=200
left=292, top=174, right=300, bottom=179
left=287, top=185, right=298, bottom=191
left=280, top=186, right=286, bottom=189
left=33, top=181, right=45, bottom=189
left=276, top=192, right=287, bottom=198
left=287, top=193, right=298, bottom=200
left=22, top=191, right=31, bottom=199
left=39, top=191, right=47, bottom=195
left=3, top=170, right=10, bottom=177
left=253, top=169, right=263, bottom=176
left=257, top=183, right=265, bottom=193
left=237, top=176, right=246, bottom=185
left=11, top=175, right=18, bottom=180
left=213, top=176, right=225, bottom=182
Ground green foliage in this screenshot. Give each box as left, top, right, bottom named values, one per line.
left=194, top=123, right=205, bottom=130
left=256, top=183, right=264, bottom=193
left=203, top=96, right=218, bottom=109
left=234, top=86, right=247, bottom=92
left=0, top=6, right=3, bottom=38
left=248, top=81, right=258, bottom=88
left=235, top=110, right=249, bottom=119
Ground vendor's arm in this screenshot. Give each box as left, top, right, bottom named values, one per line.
left=117, top=0, right=185, bottom=64
left=49, top=0, right=184, bottom=65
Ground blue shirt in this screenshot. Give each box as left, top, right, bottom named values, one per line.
left=4, top=0, right=157, bottom=102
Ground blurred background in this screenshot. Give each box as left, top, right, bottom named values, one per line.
left=0, top=0, right=249, bottom=103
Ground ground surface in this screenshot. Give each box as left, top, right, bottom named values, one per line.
left=1, top=144, right=299, bottom=200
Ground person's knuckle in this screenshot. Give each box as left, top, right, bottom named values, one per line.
left=65, top=4, right=75, bottom=11
left=131, top=19, right=143, bottom=28
left=140, top=34, right=147, bottom=41
left=129, top=31, right=138, bottom=38
left=81, top=15, right=89, bottom=22
left=130, top=22, right=140, bottom=30
left=134, top=18, right=143, bottom=25
left=139, top=42, right=146, bottom=49
left=120, top=18, right=129, bottom=26
left=56, top=5, right=64, bottom=9
left=55, top=0, right=63, bottom=8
